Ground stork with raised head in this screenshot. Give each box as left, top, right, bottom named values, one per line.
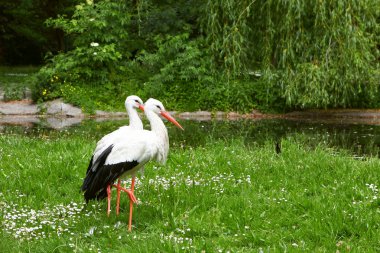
left=81, top=95, right=144, bottom=216
left=91, top=95, right=144, bottom=158
left=81, top=98, right=183, bottom=231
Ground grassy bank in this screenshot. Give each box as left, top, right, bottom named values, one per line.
left=0, top=131, right=379, bottom=252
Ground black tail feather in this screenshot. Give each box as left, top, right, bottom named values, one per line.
left=81, top=145, right=114, bottom=201
left=81, top=144, right=139, bottom=202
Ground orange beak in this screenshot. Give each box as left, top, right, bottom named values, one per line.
left=160, top=111, right=184, bottom=130
left=138, top=104, right=145, bottom=111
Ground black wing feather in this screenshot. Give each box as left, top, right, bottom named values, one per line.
left=81, top=144, right=139, bottom=202
left=81, top=145, right=114, bottom=192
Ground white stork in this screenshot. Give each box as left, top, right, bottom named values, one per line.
left=81, top=95, right=144, bottom=215
left=81, top=98, right=183, bottom=231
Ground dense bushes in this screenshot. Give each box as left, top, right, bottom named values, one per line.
left=32, top=0, right=379, bottom=113
left=32, top=1, right=134, bottom=112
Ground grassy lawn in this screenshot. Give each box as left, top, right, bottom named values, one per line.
left=0, top=66, right=40, bottom=101
left=0, top=128, right=379, bottom=252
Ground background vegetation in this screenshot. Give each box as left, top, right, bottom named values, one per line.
left=1, top=0, right=379, bottom=112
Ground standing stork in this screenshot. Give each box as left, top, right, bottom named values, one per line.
left=81, top=98, right=183, bottom=231
left=81, top=95, right=144, bottom=215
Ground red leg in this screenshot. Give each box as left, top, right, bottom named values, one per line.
left=116, top=179, right=121, bottom=215
left=107, top=184, right=111, bottom=217
left=128, top=177, right=136, bottom=231
left=119, top=187, right=137, bottom=203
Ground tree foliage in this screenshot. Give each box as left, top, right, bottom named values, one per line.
left=203, top=0, right=380, bottom=108
left=26, top=0, right=380, bottom=112
left=0, top=0, right=80, bottom=64
left=32, top=1, right=133, bottom=112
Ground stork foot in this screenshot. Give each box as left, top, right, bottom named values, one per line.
left=112, top=184, right=138, bottom=204
left=120, top=187, right=138, bottom=204
left=110, top=177, right=137, bottom=231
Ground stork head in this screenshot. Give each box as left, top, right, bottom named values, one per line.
left=125, top=95, right=144, bottom=111
left=145, top=98, right=184, bottom=130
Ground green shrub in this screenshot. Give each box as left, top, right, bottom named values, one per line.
left=3, top=86, right=25, bottom=101
left=32, top=1, right=132, bottom=111
left=136, top=33, right=287, bottom=112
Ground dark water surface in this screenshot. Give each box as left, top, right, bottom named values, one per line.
left=1, top=118, right=380, bottom=157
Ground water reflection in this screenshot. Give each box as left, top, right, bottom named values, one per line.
left=1, top=118, right=380, bottom=157
left=172, top=119, right=380, bottom=157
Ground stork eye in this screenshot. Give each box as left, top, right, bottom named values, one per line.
left=156, top=105, right=161, bottom=110
left=134, top=99, right=139, bottom=103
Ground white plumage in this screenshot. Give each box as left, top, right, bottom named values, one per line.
left=81, top=97, right=183, bottom=231
left=91, top=95, right=144, bottom=163
left=103, top=132, right=157, bottom=170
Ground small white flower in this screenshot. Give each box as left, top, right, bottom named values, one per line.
left=93, top=52, right=97, bottom=55
left=88, top=226, right=96, bottom=235
left=114, top=221, right=122, bottom=228
left=90, top=42, right=99, bottom=47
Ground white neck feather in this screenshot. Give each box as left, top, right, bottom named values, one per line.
left=146, top=111, right=169, bottom=164
left=127, top=104, right=143, bottom=130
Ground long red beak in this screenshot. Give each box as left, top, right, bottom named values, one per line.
left=138, top=104, right=145, bottom=111
left=160, top=111, right=184, bottom=130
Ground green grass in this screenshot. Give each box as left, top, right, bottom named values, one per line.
left=0, top=66, right=40, bottom=101
left=0, top=130, right=379, bottom=252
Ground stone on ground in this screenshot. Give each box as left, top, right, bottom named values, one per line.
left=46, top=99, right=83, bottom=117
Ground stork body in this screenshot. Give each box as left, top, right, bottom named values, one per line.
left=81, top=98, right=183, bottom=231
left=82, top=129, right=162, bottom=201
left=81, top=95, right=144, bottom=220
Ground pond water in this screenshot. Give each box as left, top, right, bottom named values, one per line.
left=1, top=117, right=380, bottom=157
